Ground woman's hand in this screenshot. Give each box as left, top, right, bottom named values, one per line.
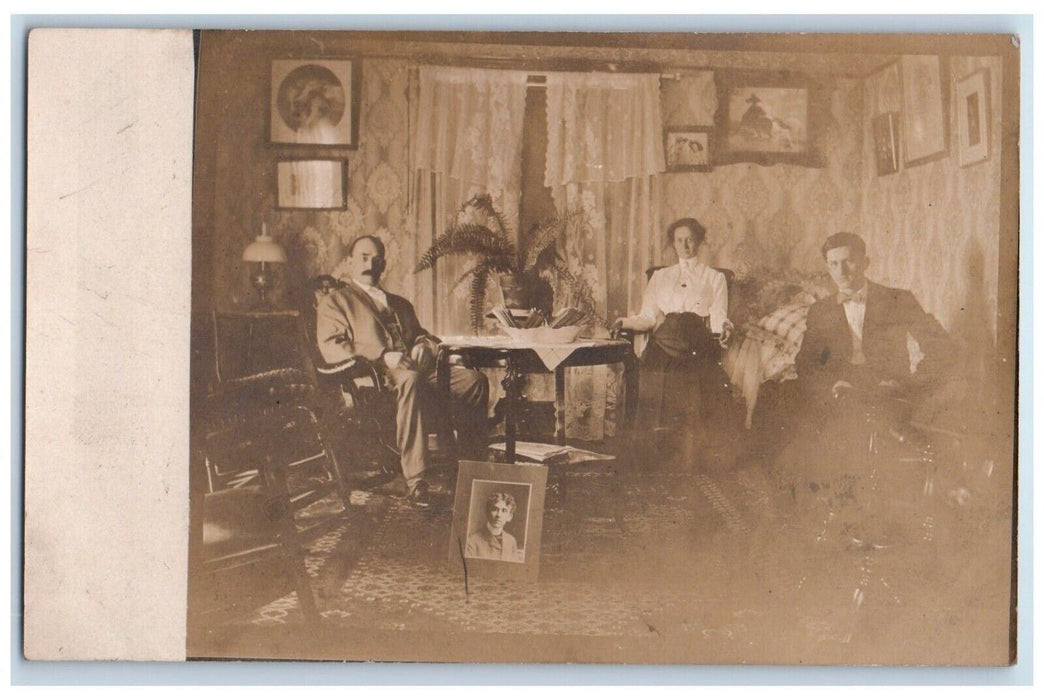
left=609, top=318, right=627, bottom=339
left=718, top=320, right=734, bottom=348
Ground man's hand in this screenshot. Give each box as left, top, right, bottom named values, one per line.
left=381, top=350, right=405, bottom=370
left=831, top=380, right=854, bottom=399
left=410, top=342, right=435, bottom=374
left=609, top=318, right=627, bottom=339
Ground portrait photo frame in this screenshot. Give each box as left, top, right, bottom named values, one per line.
left=270, top=58, right=361, bottom=147
left=449, top=461, right=548, bottom=582
left=872, top=111, right=901, bottom=176
left=900, top=54, right=948, bottom=167
left=275, top=159, right=348, bottom=210
left=664, top=126, right=712, bottom=172
left=712, top=69, right=826, bottom=167
left=956, top=68, right=991, bottom=167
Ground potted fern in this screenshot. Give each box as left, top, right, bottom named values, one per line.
left=414, top=194, right=601, bottom=332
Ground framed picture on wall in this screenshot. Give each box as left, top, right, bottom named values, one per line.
left=275, top=159, right=347, bottom=210
left=899, top=55, right=948, bottom=167
left=664, top=127, right=712, bottom=172
left=448, top=461, right=548, bottom=582
left=270, top=58, right=360, bottom=147
left=872, top=111, right=900, bottom=176
left=956, top=68, right=991, bottom=167
left=713, top=70, right=826, bottom=167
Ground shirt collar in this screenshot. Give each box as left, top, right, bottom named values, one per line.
left=837, top=282, right=868, bottom=305
left=352, top=278, right=382, bottom=293
left=678, top=257, right=701, bottom=273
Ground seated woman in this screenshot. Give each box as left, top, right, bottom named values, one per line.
left=611, top=217, right=738, bottom=463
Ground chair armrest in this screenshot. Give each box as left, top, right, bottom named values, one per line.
left=206, top=369, right=316, bottom=420
left=615, top=328, right=647, bottom=350
left=315, top=357, right=385, bottom=411
left=316, top=356, right=381, bottom=385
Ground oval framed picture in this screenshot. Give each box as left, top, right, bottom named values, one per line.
left=270, top=58, right=359, bottom=147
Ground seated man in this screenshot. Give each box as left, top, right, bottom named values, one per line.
left=794, top=231, right=961, bottom=444
left=465, top=492, right=524, bottom=562
left=317, top=235, right=489, bottom=507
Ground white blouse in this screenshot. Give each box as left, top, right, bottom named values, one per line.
left=625, top=260, right=729, bottom=334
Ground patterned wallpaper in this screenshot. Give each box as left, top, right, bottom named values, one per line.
left=656, top=71, right=865, bottom=289
left=205, top=40, right=414, bottom=309
left=859, top=56, right=1002, bottom=343
left=202, top=38, right=1001, bottom=351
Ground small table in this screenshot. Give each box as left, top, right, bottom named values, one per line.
left=436, top=336, right=638, bottom=463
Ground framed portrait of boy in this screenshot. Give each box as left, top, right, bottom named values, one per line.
left=448, top=461, right=548, bottom=582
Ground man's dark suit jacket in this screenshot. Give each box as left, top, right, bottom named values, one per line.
left=795, top=281, right=953, bottom=405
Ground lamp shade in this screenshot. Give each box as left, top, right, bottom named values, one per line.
left=242, top=234, right=287, bottom=263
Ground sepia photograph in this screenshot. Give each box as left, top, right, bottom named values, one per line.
left=464, top=481, right=532, bottom=563
left=665, top=127, right=712, bottom=172
left=448, top=460, right=548, bottom=584
left=174, top=29, right=1020, bottom=665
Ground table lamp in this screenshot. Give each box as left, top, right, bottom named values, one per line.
left=242, top=223, right=287, bottom=306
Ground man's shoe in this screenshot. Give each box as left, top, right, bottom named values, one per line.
left=408, top=480, right=432, bottom=508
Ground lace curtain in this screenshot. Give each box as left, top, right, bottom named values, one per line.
left=411, top=66, right=529, bottom=335
left=545, top=72, right=665, bottom=188
left=543, top=72, right=666, bottom=440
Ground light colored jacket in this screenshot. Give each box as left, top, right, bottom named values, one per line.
left=316, top=281, right=434, bottom=364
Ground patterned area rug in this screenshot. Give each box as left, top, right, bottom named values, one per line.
left=253, top=466, right=739, bottom=638
left=217, top=445, right=1011, bottom=663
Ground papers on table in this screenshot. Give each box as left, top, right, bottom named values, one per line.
left=488, top=441, right=615, bottom=464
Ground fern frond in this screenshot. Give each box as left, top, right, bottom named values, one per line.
left=522, top=209, right=585, bottom=272
left=413, top=223, right=516, bottom=273
left=522, top=219, right=561, bottom=272
left=490, top=208, right=514, bottom=239
left=451, top=256, right=514, bottom=290
left=468, top=265, right=492, bottom=332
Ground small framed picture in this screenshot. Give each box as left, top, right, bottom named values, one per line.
left=270, top=58, right=360, bottom=147
left=872, top=111, right=900, bottom=176
left=664, top=127, right=712, bottom=172
left=449, top=461, right=548, bottom=582
left=956, top=69, right=991, bottom=168
left=275, top=159, right=347, bottom=210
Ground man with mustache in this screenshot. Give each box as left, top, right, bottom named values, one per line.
left=317, top=235, right=489, bottom=507
left=465, top=491, right=523, bottom=562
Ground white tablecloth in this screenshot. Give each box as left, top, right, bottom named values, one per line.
left=440, top=336, right=626, bottom=371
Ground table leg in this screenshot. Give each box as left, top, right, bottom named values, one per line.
left=623, top=353, right=639, bottom=433
left=435, top=348, right=458, bottom=465
left=555, top=366, right=566, bottom=445
left=501, top=362, right=524, bottom=463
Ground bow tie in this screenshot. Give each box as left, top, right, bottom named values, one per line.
left=837, top=288, right=867, bottom=305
